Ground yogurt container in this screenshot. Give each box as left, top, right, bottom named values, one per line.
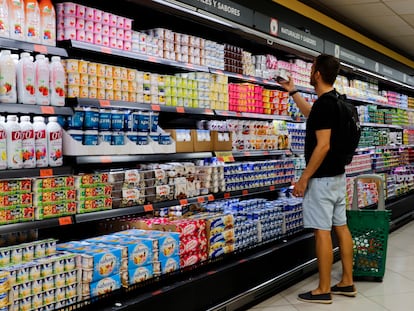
left=111, top=132, right=124, bottom=145
left=99, top=109, right=112, bottom=130
left=83, top=130, right=99, bottom=145
left=111, top=110, right=125, bottom=131
left=83, top=107, right=99, bottom=130
left=126, top=132, right=138, bottom=144
left=98, top=131, right=112, bottom=144
left=136, top=133, right=148, bottom=145
left=149, top=132, right=159, bottom=142
left=159, top=133, right=172, bottom=145
left=67, top=129, right=84, bottom=142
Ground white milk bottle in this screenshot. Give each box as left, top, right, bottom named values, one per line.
left=49, top=56, right=65, bottom=106
left=0, top=0, right=9, bottom=38
left=46, top=116, right=62, bottom=167
left=8, top=0, right=25, bottom=41
left=33, top=115, right=47, bottom=167
left=34, top=54, right=49, bottom=105
left=0, top=115, right=7, bottom=169
left=5, top=115, right=22, bottom=169
left=16, top=52, right=36, bottom=104
left=19, top=115, right=35, bottom=168
left=39, top=0, right=55, bottom=46
left=0, top=50, right=17, bottom=103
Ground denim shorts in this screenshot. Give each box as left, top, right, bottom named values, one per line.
left=302, top=174, right=347, bottom=231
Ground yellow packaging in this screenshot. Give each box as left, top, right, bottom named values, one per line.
left=97, top=77, right=106, bottom=89
left=113, top=79, right=121, bottom=91
left=128, top=81, right=137, bottom=92
left=78, top=60, right=88, bottom=74
left=106, top=90, right=114, bottom=100
left=97, top=64, right=106, bottom=77
left=128, top=92, right=137, bottom=102
left=120, top=67, right=128, bottom=80
left=66, top=73, right=80, bottom=86
left=88, top=75, right=97, bottom=88
left=121, top=92, right=129, bottom=102
left=127, top=69, right=136, bottom=81
left=80, top=74, right=89, bottom=86
left=89, top=88, right=97, bottom=99
left=97, top=88, right=106, bottom=99
left=114, top=91, right=122, bottom=101
left=105, top=66, right=113, bottom=78
left=79, top=86, right=89, bottom=98
left=113, top=67, right=121, bottom=79
left=105, top=78, right=113, bottom=90
left=121, top=80, right=129, bottom=92
left=87, top=62, right=97, bottom=75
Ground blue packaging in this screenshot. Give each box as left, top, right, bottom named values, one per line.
left=124, top=111, right=134, bottom=132
left=150, top=112, right=159, bottom=132
left=159, top=133, right=171, bottom=145
left=149, top=132, right=159, bottom=142
left=99, top=109, right=112, bottom=130
left=126, top=132, right=138, bottom=144
left=137, top=133, right=148, bottom=145
left=67, top=107, right=85, bottom=130
left=111, top=110, right=125, bottom=131
left=98, top=131, right=112, bottom=144
left=83, top=130, right=99, bottom=145
left=67, top=130, right=84, bottom=142
left=111, top=132, right=125, bottom=145
left=83, top=107, right=99, bottom=130
left=135, top=111, right=150, bottom=132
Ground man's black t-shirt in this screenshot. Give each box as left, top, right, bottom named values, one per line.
left=304, top=90, right=345, bottom=178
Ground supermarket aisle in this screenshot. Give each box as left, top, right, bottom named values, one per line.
left=247, top=220, right=414, bottom=311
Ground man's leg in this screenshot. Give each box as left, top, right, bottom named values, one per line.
left=333, top=224, right=354, bottom=286
left=313, top=228, right=333, bottom=294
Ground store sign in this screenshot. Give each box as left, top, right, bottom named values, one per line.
left=277, top=22, right=324, bottom=53
left=325, top=41, right=377, bottom=72
left=378, top=64, right=404, bottom=82
left=174, top=0, right=254, bottom=26
left=406, top=75, right=414, bottom=86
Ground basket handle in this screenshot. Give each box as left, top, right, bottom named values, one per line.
left=352, top=174, right=385, bottom=211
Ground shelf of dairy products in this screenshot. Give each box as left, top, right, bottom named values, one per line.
left=0, top=166, right=72, bottom=179
left=361, top=122, right=403, bottom=129
left=232, top=150, right=288, bottom=158
left=67, top=98, right=215, bottom=116
left=61, top=40, right=210, bottom=72
left=0, top=103, right=73, bottom=116
left=70, top=152, right=214, bottom=165
left=0, top=37, right=68, bottom=57
left=214, top=110, right=296, bottom=121
left=0, top=216, right=75, bottom=235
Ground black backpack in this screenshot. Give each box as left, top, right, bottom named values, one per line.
left=328, top=90, right=361, bottom=165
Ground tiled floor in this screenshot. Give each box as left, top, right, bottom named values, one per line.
left=247, top=221, right=414, bottom=311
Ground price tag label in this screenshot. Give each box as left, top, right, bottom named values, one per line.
left=101, top=47, right=112, bottom=54
left=151, top=104, right=161, bottom=111
left=269, top=185, right=275, bottom=191
left=100, top=156, right=112, bottom=163
left=99, top=100, right=111, bottom=107
left=224, top=193, right=231, bottom=199
left=40, top=106, right=55, bottom=114
left=148, top=56, right=157, bottom=63
left=144, top=204, right=154, bottom=212
left=244, top=151, right=251, bottom=156
left=34, top=44, right=48, bottom=54
left=179, top=199, right=188, bottom=206
left=242, top=189, right=249, bottom=196
left=40, top=169, right=53, bottom=177
left=215, top=151, right=235, bottom=163
left=208, top=194, right=215, bottom=201
left=176, top=106, right=185, bottom=113
left=58, top=216, right=73, bottom=226
left=263, top=151, right=269, bottom=156
left=204, top=109, right=213, bottom=114
left=197, top=197, right=205, bottom=203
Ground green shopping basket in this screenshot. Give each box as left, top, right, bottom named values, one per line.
left=346, top=174, right=391, bottom=282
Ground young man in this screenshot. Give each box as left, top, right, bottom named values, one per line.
left=279, top=54, right=357, bottom=304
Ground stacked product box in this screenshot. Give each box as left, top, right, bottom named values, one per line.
left=228, top=83, right=263, bottom=113
left=253, top=55, right=278, bottom=80
left=1, top=239, right=81, bottom=311
left=57, top=241, right=122, bottom=300
left=33, top=176, right=77, bottom=220
left=281, top=199, right=303, bottom=236
left=223, top=160, right=295, bottom=191
left=392, top=166, right=414, bottom=196
left=196, top=164, right=225, bottom=195
left=0, top=179, right=33, bottom=224
left=114, top=229, right=180, bottom=276
left=56, top=3, right=134, bottom=51
left=262, top=89, right=289, bottom=115
left=224, top=44, right=243, bottom=74
left=0, top=271, right=10, bottom=310
left=84, top=233, right=156, bottom=287
left=75, top=173, right=112, bottom=214
left=188, top=213, right=235, bottom=258
left=242, top=51, right=255, bottom=76
left=131, top=30, right=160, bottom=57
left=185, top=72, right=228, bottom=110
left=152, top=219, right=208, bottom=268
left=287, top=122, right=306, bottom=153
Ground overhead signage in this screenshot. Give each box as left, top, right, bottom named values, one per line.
left=174, top=0, right=254, bottom=26
left=325, top=41, right=377, bottom=72
left=277, top=22, right=324, bottom=53
left=378, top=64, right=404, bottom=82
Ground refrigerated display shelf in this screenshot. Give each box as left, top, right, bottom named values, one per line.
left=232, top=150, right=288, bottom=158
left=0, top=103, right=73, bottom=116
left=0, top=166, right=72, bottom=179
left=0, top=37, right=68, bottom=57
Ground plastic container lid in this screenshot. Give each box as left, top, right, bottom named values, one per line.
left=6, top=115, right=17, bottom=121
left=48, top=117, right=58, bottom=122
left=20, top=116, right=31, bottom=122
left=20, top=52, right=30, bottom=58
left=51, top=56, right=61, bottom=62
left=35, top=54, right=45, bottom=60
left=33, top=116, right=45, bottom=122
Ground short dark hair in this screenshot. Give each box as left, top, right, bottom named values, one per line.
left=313, top=54, right=340, bottom=85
